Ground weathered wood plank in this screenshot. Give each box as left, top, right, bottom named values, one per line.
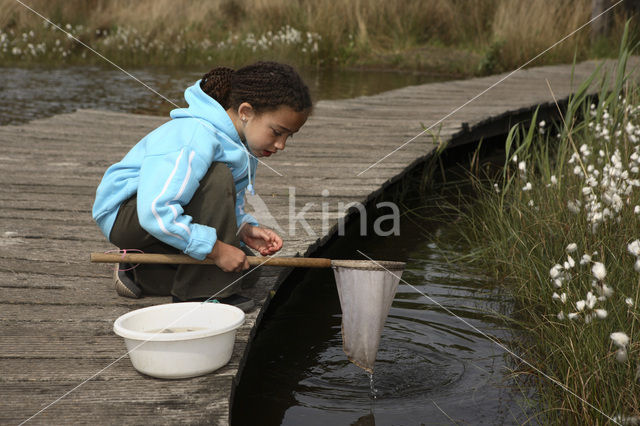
left=1, top=381, right=229, bottom=425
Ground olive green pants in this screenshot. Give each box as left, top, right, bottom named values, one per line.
left=109, top=162, right=256, bottom=301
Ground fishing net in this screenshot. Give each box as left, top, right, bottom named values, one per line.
left=332, top=260, right=405, bottom=373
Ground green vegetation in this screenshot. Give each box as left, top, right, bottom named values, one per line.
left=444, top=26, right=640, bottom=423
left=0, top=0, right=633, bottom=75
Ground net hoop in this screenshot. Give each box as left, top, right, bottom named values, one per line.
left=331, top=260, right=405, bottom=271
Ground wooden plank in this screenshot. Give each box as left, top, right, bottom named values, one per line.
left=0, top=380, right=230, bottom=425
left=0, top=302, right=138, bottom=320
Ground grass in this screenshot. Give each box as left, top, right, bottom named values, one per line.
left=438, top=25, right=640, bottom=423
left=0, top=0, right=634, bottom=74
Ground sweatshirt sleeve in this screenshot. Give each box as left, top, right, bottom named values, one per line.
left=137, top=147, right=216, bottom=260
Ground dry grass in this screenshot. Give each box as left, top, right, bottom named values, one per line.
left=0, top=0, right=213, bottom=29
left=0, top=0, right=632, bottom=71
left=492, top=0, right=592, bottom=66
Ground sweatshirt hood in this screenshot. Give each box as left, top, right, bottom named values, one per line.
left=169, top=80, right=256, bottom=194
left=170, top=80, right=241, bottom=141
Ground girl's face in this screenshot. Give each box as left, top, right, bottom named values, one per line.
left=238, top=104, right=309, bottom=157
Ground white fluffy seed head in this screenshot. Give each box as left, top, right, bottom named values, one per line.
left=595, top=309, right=608, bottom=319
left=592, top=262, right=607, bottom=281
left=615, top=348, right=629, bottom=363
left=611, top=331, right=630, bottom=348
left=567, top=200, right=581, bottom=214
left=629, top=240, right=640, bottom=257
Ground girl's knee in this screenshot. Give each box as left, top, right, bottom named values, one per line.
left=184, top=162, right=238, bottom=238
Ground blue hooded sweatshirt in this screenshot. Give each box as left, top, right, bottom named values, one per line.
left=92, top=80, right=259, bottom=260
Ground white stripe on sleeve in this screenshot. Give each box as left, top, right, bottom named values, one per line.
left=151, top=149, right=186, bottom=241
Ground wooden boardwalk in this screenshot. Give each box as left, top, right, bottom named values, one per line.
left=1, top=58, right=636, bottom=425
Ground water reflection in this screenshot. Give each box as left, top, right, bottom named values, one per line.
left=232, top=214, right=536, bottom=425
left=0, top=66, right=445, bottom=126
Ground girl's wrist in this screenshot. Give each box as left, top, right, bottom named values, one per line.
left=208, top=240, right=224, bottom=260
left=238, top=223, right=256, bottom=241
left=238, top=222, right=251, bottom=236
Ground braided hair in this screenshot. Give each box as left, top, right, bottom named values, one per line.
left=200, top=61, right=312, bottom=114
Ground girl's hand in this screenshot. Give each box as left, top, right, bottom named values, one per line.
left=238, top=225, right=283, bottom=256
left=207, top=240, right=249, bottom=272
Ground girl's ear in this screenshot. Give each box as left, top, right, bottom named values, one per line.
left=237, top=102, right=255, bottom=121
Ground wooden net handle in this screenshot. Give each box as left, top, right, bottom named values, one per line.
left=90, top=252, right=332, bottom=268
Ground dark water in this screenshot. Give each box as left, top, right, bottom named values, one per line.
left=0, top=66, right=446, bottom=125
left=232, top=205, right=536, bottom=425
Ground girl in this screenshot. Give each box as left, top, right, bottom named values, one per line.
left=92, top=61, right=312, bottom=311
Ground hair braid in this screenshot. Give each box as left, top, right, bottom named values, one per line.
left=200, top=61, right=312, bottom=114
left=200, top=67, right=234, bottom=109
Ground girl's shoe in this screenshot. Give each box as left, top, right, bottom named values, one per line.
left=113, top=263, right=142, bottom=299
left=217, top=294, right=255, bottom=312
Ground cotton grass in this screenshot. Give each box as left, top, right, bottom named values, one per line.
left=447, top=27, right=640, bottom=423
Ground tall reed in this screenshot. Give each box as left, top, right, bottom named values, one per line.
left=449, top=24, right=640, bottom=423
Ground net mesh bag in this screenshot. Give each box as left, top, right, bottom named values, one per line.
left=332, top=260, right=404, bottom=373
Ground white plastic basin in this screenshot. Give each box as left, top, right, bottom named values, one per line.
left=113, top=302, right=245, bottom=379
